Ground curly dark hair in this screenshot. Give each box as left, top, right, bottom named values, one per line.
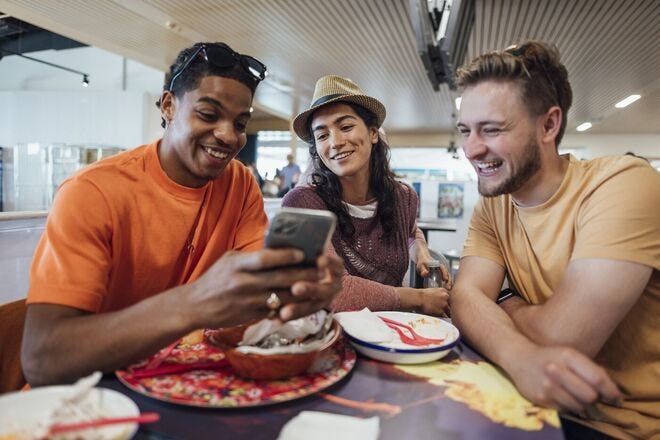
left=155, top=42, right=259, bottom=128
left=456, top=40, right=573, bottom=146
left=306, top=102, right=398, bottom=241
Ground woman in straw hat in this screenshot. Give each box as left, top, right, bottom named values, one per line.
left=283, top=75, right=451, bottom=314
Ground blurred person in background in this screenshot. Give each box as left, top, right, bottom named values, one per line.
left=277, top=153, right=301, bottom=197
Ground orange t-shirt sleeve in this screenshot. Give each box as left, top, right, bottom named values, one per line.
left=231, top=174, right=268, bottom=252
left=27, top=177, right=113, bottom=312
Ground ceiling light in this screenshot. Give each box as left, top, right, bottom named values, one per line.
left=614, top=94, right=641, bottom=108
left=454, top=97, right=461, bottom=110
left=576, top=122, right=592, bottom=132
left=0, top=48, right=90, bottom=87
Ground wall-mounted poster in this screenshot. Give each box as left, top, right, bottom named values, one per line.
left=412, top=182, right=421, bottom=218
left=437, top=183, right=464, bottom=218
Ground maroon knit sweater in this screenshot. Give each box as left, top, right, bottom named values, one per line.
left=282, top=183, right=424, bottom=312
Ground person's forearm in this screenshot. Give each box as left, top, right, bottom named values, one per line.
left=331, top=274, right=399, bottom=312
left=499, top=296, right=595, bottom=354
left=499, top=297, right=550, bottom=340
left=451, top=287, right=537, bottom=373
left=499, top=260, right=653, bottom=358
left=397, top=287, right=422, bottom=311
left=408, top=237, right=429, bottom=263
left=22, top=285, right=197, bottom=386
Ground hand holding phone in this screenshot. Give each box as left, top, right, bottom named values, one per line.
left=265, top=208, right=337, bottom=267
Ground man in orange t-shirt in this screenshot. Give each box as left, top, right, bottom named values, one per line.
left=22, top=42, right=343, bottom=386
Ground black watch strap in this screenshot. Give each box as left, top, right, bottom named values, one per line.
left=496, top=288, right=519, bottom=304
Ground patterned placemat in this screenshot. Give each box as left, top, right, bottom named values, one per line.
left=116, top=333, right=356, bottom=408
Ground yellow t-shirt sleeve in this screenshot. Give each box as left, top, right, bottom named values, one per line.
left=573, top=163, right=660, bottom=270
left=462, top=198, right=506, bottom=267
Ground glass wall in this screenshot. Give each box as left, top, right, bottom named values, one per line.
left=1, top=143, right=123, bottom=211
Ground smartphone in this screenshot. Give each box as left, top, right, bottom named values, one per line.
left=265, top=207, right=337, bottom=267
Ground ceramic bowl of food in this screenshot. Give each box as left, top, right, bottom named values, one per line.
left=340, top=311, right=460, bottom=364
left=209, top=318, right=340, bottom=380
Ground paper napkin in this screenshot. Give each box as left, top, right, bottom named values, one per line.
left=335, top=308, right=394, bottom=343
left=277, top=411, right=379, bottom=440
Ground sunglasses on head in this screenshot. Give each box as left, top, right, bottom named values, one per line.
left=168, top=43, right=268, bottom=91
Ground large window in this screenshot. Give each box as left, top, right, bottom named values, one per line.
left=389, top=147, right=476, bottom=181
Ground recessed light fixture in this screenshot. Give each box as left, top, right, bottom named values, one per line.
left=614, top=94, right=641, bottom=108
left=576, top=122, right=592, bottom=132
left=455, top=97, right=461, bottom=110
left=0, top=47, right=90, bottom=87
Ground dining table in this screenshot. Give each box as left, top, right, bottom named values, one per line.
left=100, top=337, right=565, bottom=440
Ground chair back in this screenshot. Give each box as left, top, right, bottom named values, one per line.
left=0, top=299, right=27, bottom=393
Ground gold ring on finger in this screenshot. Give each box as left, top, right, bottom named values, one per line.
left=266, top=292, right=282, bottom=311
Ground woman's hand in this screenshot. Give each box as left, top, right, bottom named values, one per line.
left=397, top=287, right=450, bottom=316
left=415, top=254, right=432, bottom=278
left=419, top=287, right=450, bottom=316
left=414, top=246, right=453, bottom=289
left=416, top=253, right=453, bottom=290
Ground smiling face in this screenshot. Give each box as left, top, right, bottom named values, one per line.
left=310, top=103, right=379, bottom=184
left=158, top=75, right=253, bottom=187
left=457, top=80, right=543, bottom=198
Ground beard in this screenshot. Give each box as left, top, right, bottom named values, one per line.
left=478, top=138, right=542, bottom=197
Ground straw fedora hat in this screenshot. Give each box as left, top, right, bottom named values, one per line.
left=292, top=75, right=386, bottom=143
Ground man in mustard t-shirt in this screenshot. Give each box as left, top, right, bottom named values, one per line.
left=451, top=41, right=659, bottom=439
left=22, top=42, right=343, bottom=387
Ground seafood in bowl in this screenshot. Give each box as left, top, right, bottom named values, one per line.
left=208, top=310, right=339, bottom=380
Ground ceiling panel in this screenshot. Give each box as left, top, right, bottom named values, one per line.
left=0, top=0, right=658, bottom=135
left=467, top=0, right=660, bottom=134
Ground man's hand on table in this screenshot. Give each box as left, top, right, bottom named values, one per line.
left=507, top=344, right=622, bottom=414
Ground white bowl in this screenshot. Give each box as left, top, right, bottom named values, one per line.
left=0, top=386, right=139, bottom=440
left=343, top=311, right=460, bottom=364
